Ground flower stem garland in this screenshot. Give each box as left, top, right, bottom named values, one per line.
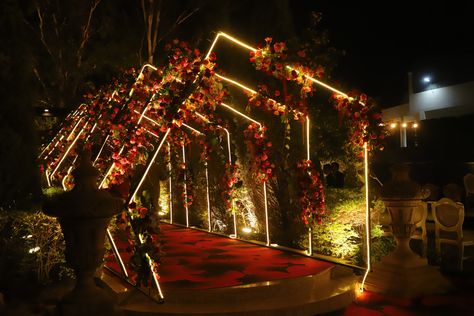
left=243, top=123, right=274, bottom=184
left=296, top=159, right=325, bottom=226
left=333, top=93, right=387, bottom=152
left=221, top=162, right=241, bottom=213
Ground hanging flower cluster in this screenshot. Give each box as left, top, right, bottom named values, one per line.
left=246, top=85, right=306, bottom=122
left=296, top=159, right=325, bottom=226
left=221, top=162, right=241, bottom=213
left=333, top=92, right=387, bottom=151
left=243, top=123, right=274, bottom=183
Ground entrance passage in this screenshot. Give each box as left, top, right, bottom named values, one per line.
left=106, top=223, right=334, bottom=290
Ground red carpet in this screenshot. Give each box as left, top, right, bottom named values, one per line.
left=106, top=223, right=333, bottom=290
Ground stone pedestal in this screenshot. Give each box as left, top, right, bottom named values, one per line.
left=43, top=147, right=124, bottom=315
left=365, top=164, right=450, bottom=297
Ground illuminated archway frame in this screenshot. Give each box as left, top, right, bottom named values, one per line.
left=41, top=32, right=371, bottom=294
left=206, top=32, right=371, bottom=292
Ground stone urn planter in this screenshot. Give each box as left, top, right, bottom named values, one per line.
left=43, top=148, right=124, bottom=315
left=364, top=164, right=450, bottom=297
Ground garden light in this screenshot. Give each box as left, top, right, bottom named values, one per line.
left=29, top=247, right=40, bottom=254
left=402, top=123, right=407, bottom=128
left=413, top=123, right=418, bottom=128
left=242, top=227, right=252, bottom=234
left=390, top=123, right=397, bottom=129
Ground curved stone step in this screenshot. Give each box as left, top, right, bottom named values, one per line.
left=100, top=266, right=356, bottom=316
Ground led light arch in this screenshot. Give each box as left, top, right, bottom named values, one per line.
left=41, top=30, right=374, bottom=299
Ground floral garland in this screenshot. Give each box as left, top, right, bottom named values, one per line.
left=243, top=123, right=274, bottom=183
left=221, top=162, right=240, bottom=213
left=333, top=92, right=387, bottom=151
left=296, top=159, right=325, bottom=226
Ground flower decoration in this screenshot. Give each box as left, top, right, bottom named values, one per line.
left=296, top=159, right=325, bottom=226
left=243, top=123, right=274, bottom=183
left=332, top=92, right=387, bottom=151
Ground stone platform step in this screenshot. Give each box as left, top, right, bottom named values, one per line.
left=99, top=265, right=356, bottom=316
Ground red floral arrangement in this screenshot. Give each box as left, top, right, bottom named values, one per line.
left=296, top=159, right=325, bottom=226
left=333, top=92, right=387, bottom=151
left=221, top=162, right=240, bottom=212
left=243, top=123, right=274, bottom=183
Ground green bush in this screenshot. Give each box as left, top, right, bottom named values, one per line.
left=307, top=188, right=395, bottom=266
left=0, top=210, right=73, bottom=290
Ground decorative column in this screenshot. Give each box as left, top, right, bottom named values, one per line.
left=364, top=164, right=450, bottom=297
left=43, top=148, right=124, bottom=316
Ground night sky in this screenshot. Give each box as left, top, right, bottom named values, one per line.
left=291, top=1, right=474, bottom=107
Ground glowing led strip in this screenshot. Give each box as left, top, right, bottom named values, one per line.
left=216, top=74, right=257, bottom=95
left=107, top=228, right=129, bottom=278
left=360, top=142, right=371, bottom=292
left=93, top=135, right=110, bottom=165
left=44, top=116, right=84, bottom=160
left=263, top=182, right=270, bottom=246
left=220, top=103, right=262, bottom=127
left=205, top=161, right=212, bottom=232
left=207, top=31, right=350, bottom=100
left=98, top=145, right=125, bottom=189
left=167, top=142, right=173, bottom=224
left=180, top=145, right=190, bottom=227
left=193, top=112, right=232, bottom=233
left=306, top=116, right=312, bottom=256
left=146, top=253, right=164, bottom=300
left=182, top=123, right=205, bottom=135
left=286, top=66, right=349, bottom=98
left=218, top=102, right=270, bottom=244
left=205, top=32, right=256, bottom=60
left=208, top=32, right=372, bottom=265
left=45, top=169, right=52, bottom=187
left=40, top=106, right=85, bottom=159
left=49, top=121, right=89, bottom=182
left=216, top=74, right=304, bottom=117
left=129, top=128, right=171, bottom=205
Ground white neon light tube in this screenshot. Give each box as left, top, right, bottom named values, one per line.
left=216, top=74, right=257, bottom=95
left=205, top=32, right=257, bottom=60
left=107, top=228, right=129, bottom=278
left=205, top=161, right=211, bottom=232
left=129, top=128, right=171, bottom=204
left=182, top=144, right=190, bottom=227
left=220, top=103, right=262, bottom=127
left=167, top=142, right=173, bottom=224
left=263, top=181, right=270, bottom=246
left=360, top=142, right=371, bottom=292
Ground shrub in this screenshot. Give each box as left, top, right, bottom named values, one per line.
left=0, top=210, right=73, bottom=291
left=307, top=187, right=395, bottom=266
